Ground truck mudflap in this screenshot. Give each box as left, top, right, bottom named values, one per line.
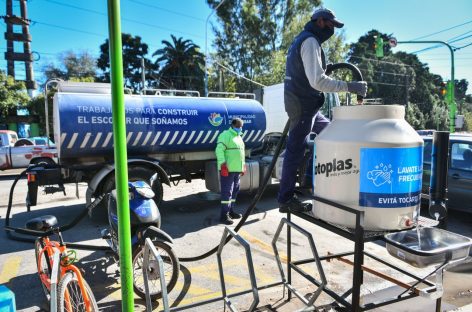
left=141, top=225, right=174, bottom=245
left=26, top=165, right=65, bottom=208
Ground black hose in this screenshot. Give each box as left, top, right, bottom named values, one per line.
left=179, top=121, right=290, bottom=262
left=4, top=167, right=109, bottom=251
left=325, top=62, right=364, bottom=103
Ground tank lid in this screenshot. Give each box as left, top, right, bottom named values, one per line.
left=333, top=105, right=405, bottom=120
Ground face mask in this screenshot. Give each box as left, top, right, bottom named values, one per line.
left=317, top=26, right=335, bottom=43
left=233, top=127, right=242, bottom=134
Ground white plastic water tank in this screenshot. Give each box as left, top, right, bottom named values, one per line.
left=312, top=105, right=423, bottom=230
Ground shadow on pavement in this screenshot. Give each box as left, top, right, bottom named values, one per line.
left=159, top=184, right=281, bottom=240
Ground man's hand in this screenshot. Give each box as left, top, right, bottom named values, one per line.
left=241, top=164, right=247, bottom=176
left=221, top=163, right=229, bottom=177
left=347, top=81, right=368, bottom=97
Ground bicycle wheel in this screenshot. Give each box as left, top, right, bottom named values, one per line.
left=57, top=271, right=99, bottom=312
left=132, top=240, right=179, bottom=300
left=35, top=238, right=51, bottom=300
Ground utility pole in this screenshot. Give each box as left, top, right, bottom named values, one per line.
left=2, top=0, right=37, bottom=96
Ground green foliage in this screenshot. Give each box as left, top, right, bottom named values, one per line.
left=206, top=0, right=320, bottom=92
left=97, top=33, right=157, bottom=92
left=405, top=103, right=425, bottom=129
left=0, top=71, right=30, bottom=118
left=27, top=93, right=53, bottom=137
left=153, top=35, right=205, bottom=92
left=463, top=111, right=472, bottom=131
left=42, top=50, right=98, bottom=82
left=346, top=30, right=463, bottom=129
left=257, top=9, right=349, bottom=87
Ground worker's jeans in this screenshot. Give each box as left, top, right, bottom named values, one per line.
left=277, top=112, right=329, bottom=204
left=220, top=172, right=241, bottom=218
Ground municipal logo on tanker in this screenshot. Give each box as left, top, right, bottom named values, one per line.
left=208, top=113, right=223, bottom=126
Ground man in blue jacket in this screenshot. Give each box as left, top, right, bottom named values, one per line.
left=278, top=8, right=368, bottom=213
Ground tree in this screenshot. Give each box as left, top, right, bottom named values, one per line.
left=153, top=35, right=205, bottom=92
left=346, top=30, right=455, bottom=129
left=258, top=10, right=349, bottom=87
left=0, top=71, right=30, bottom=118
left=97, top=33, right=157, bottom=92
left=207, top=0, right=320, bottom=92
left=42, top=50, right=98, bottom=82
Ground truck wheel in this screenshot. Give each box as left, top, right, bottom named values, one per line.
left=31, top=158, right=55, bottom=166
left=97, top=166, right=164, bottom=219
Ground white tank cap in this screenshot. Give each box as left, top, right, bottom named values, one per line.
left=333, top=105, right=405, bottom=120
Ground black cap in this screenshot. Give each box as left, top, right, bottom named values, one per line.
left=311, top=8, right=344, bottom=28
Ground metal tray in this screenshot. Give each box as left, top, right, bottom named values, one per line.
left=384, top=227, right=472, bottom=268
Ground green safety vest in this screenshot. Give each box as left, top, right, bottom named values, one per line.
left=215, top=127, right=245, bottom=172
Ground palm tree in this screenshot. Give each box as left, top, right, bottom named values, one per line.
left=153, top=35, right=205, bottom=92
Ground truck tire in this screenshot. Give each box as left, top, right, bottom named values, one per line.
left=97, top=166, right=164, bottom=219
left=31, top=157, right=56, bottom=166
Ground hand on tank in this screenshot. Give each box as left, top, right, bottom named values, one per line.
left=347, top=81, right=367, bottom=97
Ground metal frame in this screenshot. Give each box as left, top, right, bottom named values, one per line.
left=208, top=91, right=256, bottom=99
left=143, top=237, right=170, bottom=312
left=49, top=250, right=61, bottom=312
left=271, top=218, right=326, bottom=310
left=285, top=194, right=443, bottom=311
left=216, top=226, right=259, bottom=312
left=142, top=88, right=200, bottom=97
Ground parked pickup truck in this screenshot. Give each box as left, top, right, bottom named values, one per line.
left=0, top=130, right=57, bottom=170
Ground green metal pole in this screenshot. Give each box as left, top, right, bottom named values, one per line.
left=107, top=0, right=134, bottom=310
left=397, top=40, right=456, bottom=132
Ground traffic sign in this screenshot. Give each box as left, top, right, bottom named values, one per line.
left=388, top=37, right=397, bottom=48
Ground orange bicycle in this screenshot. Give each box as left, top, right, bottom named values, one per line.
left=29, top=215, right=98, bottom=312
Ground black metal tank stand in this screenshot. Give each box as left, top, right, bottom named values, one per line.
left=284, top=195, right=442, bottom=312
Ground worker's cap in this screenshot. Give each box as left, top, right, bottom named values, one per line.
left=311, top=8, right=344, bottom=28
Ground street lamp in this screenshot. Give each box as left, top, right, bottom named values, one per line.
left=204, top=0, right=226, bottom=97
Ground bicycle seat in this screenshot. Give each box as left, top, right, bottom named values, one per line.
left=25, top=215, right=58, bottom=231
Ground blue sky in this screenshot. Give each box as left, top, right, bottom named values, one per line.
left=1, top=0, right=471, bottom=94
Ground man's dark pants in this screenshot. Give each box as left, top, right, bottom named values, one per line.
left=220, top=172, right=241, bottom=219
left=277, top=112, right=329, bottom=204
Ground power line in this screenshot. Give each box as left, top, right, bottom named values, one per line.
left=32, top=20, right=106, bottom=38
left=349, top=55, right=414, bottom=67
left=43, top=0, right=203, bottom=40
left=128, top=0, right=206, bottom=23
left=412, top=33, right=472, bottom=54
left=454, top=42, right=472, bottom=51
left=410, top=19, right=472, bottom=41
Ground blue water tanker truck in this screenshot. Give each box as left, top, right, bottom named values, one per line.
left=26, top=82, right=281, bottom=212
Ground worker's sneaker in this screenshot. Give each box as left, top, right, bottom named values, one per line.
left=279, top=197, right=312, bottom=213
left=229, top=211, right=242, bottom=219
left=220, top=213, right=234, bottom=225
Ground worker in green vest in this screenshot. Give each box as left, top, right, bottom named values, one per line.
left=215, top=118, right=246, bottom=225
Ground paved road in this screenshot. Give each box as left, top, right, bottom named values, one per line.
left=0, top=169, right=471, bottom=311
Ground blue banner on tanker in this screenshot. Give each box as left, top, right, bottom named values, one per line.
left=54, top=93, right=266, bottom=159
left=359, top=146, right=423, bottom=208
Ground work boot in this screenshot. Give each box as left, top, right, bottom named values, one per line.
left=220, top=213, right=234, bottom=225
left=229, top=210, right=242, bottom=219
left=279, top=196, right=312, bottom=213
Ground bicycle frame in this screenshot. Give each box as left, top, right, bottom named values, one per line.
left=37, top=236, right=94, bottom=312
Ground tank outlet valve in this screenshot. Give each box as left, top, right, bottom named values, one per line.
left=399, top=215, right=413, bottom=228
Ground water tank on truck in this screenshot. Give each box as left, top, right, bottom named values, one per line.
left=53, top=89, right=266, bottom=164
